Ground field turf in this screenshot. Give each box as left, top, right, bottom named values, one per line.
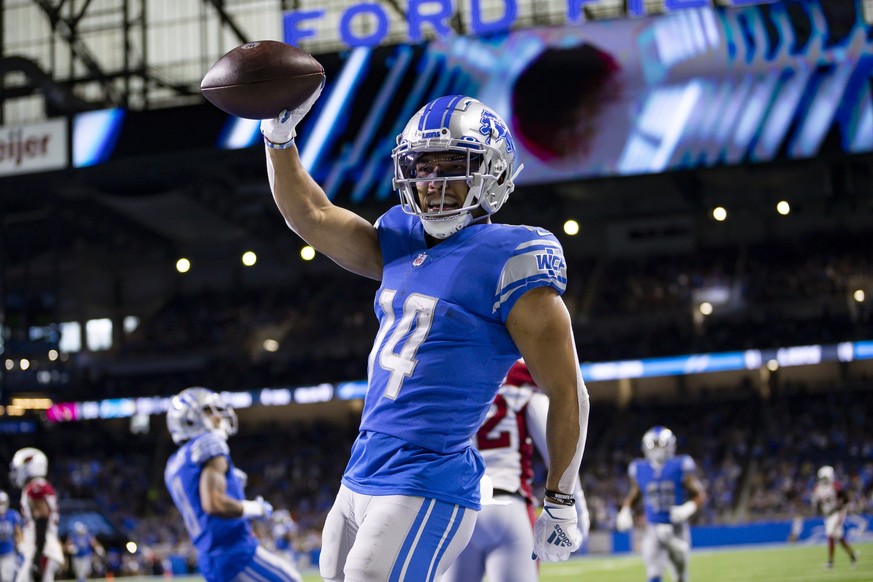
left=102, top=541, right=872, bottom=581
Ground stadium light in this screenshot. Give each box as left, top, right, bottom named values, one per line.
left=699, top=302, right=713, bottom=316
left=300, top=246, right=316, bottom=261
left=176, top=258, right=191, bottom=273
left=563, top=220, right=581, bottom=236
left=854, top=289, right=866, bottom=303
left=242, top=251, right=257, bottom=267
left=712, top=207, right=727, bottom=221
left=776, top=200, right=791, bottom=215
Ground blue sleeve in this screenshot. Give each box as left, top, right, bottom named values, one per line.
left=493, top=227, right=567, bottom=321
left=189, top=433, right=230, bottom=466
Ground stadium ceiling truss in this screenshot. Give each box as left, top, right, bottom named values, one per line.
left=0, top=0, right=724, bottom=124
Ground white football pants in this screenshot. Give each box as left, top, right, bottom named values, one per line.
left=320, top=484, right=477, bottom=582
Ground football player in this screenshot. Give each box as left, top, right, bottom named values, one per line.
left=813, top=465, right=857, bottom=569
left=164, top=387, right=303, bottom=582
left=8, top=448, right=65, bottom=582
left=262, top=92, right=589, bottom=581
left=615, top=426, right=706, bottom=582
left=444, top=360, right=590, bottom=582
left=270, top=510, right=299, bottom=569
left=0, top=490, right=23, bottom=582
left=63, top=522, right=104, bottom=582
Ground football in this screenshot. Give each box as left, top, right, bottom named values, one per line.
left=200, top=40, right=325, bottom=120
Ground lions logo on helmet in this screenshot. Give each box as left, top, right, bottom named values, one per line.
left=9, top=447, right=49, bottom=488
left=166, top=387, right=238, bottom=444
left=641, top=426, right=677, bottom=467
left=392, top=95, right=523, bottom=239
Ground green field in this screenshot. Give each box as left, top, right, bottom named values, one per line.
left=106, top=541, right=873, bottom=581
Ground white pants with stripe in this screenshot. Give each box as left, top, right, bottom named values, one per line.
left=230, top=545, right=303, bottom=582
left=442, top=494, right=536, bottom=582
left=642, top=522, right=691, bottom=582
left=320, top=484, right=477, bottom=582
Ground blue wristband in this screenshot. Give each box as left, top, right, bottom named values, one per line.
left=264, top=137, right=295, bottom=150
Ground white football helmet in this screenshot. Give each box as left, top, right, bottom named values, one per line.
left=392, top=95, right=523, bottom=239
left=0, top=490, right=8, bottom=512
left=642, top=426, right=676, bottom=466
left=9, top=447, right=49, bottom=488
left=817, top=465, right=835, bottom=484
left=166, top=387, right=238, bottom=444
left=272, top=508, right=292, bottom=524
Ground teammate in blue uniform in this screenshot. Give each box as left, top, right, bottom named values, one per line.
left=164, top=387, right=303, bottom=582
left=262, top=91, right=590, bottom=581
left=64, top=522, right=104, bottom=582
left=0, top=490, right=22, bottom=582
left=270, top=510, right=298, bottom=569
left=615, top=426, right=707, bottom=582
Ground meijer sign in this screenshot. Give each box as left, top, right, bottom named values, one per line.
left=0, top=119, right=67, bottom=177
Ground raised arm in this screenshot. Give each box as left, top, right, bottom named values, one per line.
left=265, top=145, right=382, bottom=280
left=261, top=88, right=382, bottom=280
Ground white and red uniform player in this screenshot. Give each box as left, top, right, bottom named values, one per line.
left=9, top=448, right=65, bottom=582
left=443, top=361, right=589, bottom=582
left=812, top=465, right=857, bottom=569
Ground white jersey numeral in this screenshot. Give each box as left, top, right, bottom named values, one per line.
left=169, top=475, right=201, bottom=538
left=374, top=289, right=437, bottom=399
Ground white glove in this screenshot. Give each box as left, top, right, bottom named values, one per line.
left=532, top=501, right=580, bottom=562
left=575, top=489, right=590, bottom=543
left=615, top=506, right=633, bottom=532
left=241, top=495, right=274, bottom=519
left=670, top=500, right=697, bottom=523
left=260, top=77, right=325, bottom=148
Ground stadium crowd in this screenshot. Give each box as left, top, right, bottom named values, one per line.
left=53, top=229, right=873, bottom=404
left=3, top=376, right=871, bottom=576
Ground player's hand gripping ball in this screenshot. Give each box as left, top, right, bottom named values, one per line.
left=200, top=40, right=325, bottom=119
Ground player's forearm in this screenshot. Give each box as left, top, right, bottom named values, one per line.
left=266, top=145, right=333, bottom=236
left=203, top=494, right=246, bottom=518
left=266, top=146, right=382, bottom=280
left=544, top=373, right=589, bottom=494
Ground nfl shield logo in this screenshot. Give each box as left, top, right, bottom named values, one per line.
left=413, top=253, right=428, bottom=267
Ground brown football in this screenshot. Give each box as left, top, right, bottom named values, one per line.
left=200, top=40, right=325, bottom=119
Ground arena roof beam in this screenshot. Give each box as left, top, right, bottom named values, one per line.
left=31, top=0, right=123, bottom=107
left=203, top=0, right=249, bottom=45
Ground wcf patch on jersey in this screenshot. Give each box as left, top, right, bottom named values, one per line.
left=536, top=248, right=566, bottom=278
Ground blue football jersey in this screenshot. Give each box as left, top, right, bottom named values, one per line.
left=0, top=509, right=21, bottom=555
left=343, top=206, right=568, bottom=509
left=69, top=532, right=93, bottom=557
left=164, top=432, right=257, bottom=581
left=629, top=455, right=696, bottom=524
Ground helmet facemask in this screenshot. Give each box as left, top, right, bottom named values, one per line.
left=642, top=427, right=676, bottom=467
left=167, top=387, right=238, bottom=444
left=205, top=395, right=238, bottom=441
left=392, top=96, right=522, bottom=239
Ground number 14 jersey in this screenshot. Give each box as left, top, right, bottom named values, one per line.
left=342, top=206, right=568, bottom=510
